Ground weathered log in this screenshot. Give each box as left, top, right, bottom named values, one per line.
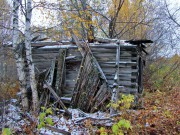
left=110, top=43, right=120, bottom=115
left=94, top=37, right=118, bottom=43
left=55, top=49, right=66, bottom=96
left=71, top=54, right=110, bottom=112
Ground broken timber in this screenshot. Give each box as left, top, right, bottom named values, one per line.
left=31, top=38, right=152, bottom=113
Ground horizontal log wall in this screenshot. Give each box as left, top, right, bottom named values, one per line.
left=31, top=43, right=140, bottom=101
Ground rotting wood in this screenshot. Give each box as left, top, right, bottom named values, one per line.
left=90, top=82, right=111, bottom=112
left=46, top=59, right=56, bottom=86
left=70, top=53, right=87, bottom=107
left=30, top=37, right=151, bottom=111
left=55, top=49, right=66, bottom=96
left=71, top=54, right=110, bottom=112
left=110, top=42, right=120, bottom=115
left=71, top=31, right=107, bottom=82
left=138, top=47, right=143, bottom=94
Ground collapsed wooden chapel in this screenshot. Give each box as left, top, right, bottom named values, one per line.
left=31, top=37, right=152, bottom=113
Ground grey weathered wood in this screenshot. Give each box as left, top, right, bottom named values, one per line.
left=71, top=54, right=87, bottom=107
left=30, top=38, right=148, bottom=110
left=55, top=49, right=66, bottom=96
left=46, top=59, right=56, bottom=86
left=71, top=31, right=107, bottom=82
left=110, top=43, right=120, bottom=115
left=138, top=56, right=143, bottom=93
left=102, top=61, right=137, bottom=65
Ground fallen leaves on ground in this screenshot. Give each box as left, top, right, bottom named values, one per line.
left=131, top=88, right=180, bottom=134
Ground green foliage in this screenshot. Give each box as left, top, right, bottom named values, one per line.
left=111, top=117, right=132, bottom=135
left=45, top=117, right=54, bottom=126
left=45, top=108, right=53, bottom=114
left=39, top=112, right=46, bottom=122
left=100, top=94, right=134, bottom=134
left=99, top=127, right=108, bottom=135
left=117, top=119, right=132, bottom=130
left=38, top=107, right=54, bottom=129
left=163, top=110, right=172, bottom=118
left=108, top=94, right=134, bottom=111
left=2, top=128, right=11, bottom=135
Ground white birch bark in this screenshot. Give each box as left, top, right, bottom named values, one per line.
left=25, top=0, right=39, bottom=111
left=13, top=0, right=29, bottom=110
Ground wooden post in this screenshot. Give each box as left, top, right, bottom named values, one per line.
left=46, top=59, right=56, bottom=86
left=55, top=49, right=66, bottom=96
left=138, top=45, right=143, bottom=94
left=110, top=42, right=120, bottom=115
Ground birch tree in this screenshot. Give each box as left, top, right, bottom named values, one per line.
left=25, top=0, right=39, bottom=111
left=13, top=0, right=29, bottom=110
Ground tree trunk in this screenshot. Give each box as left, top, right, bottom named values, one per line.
left=25, top=0, right=39, bottom=111
left=13, top=0, right=29, bottom=110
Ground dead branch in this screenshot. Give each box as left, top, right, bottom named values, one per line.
left=44, top=81, right=72, bottom=117
left=45, top=125, right=71, bottom=135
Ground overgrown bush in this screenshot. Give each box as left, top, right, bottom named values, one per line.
left=99, top=94, right=134, bottom=135
left=144, top=54, right=180, bottom=92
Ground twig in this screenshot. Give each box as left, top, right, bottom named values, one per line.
left=75, top=117, right=113, bottom=124
left=45, top=125, right=71, bottom=135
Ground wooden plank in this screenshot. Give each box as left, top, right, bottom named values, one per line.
left=100, top=63, right=137, bottom=68
left=106, top=76, right=136, bottom=81
left=46, top=59, right=56, bottom=85
left=32, top=54, right=57, bottom=59
left=71, top=54, right=87, bottom=107
left=110, top=43, right=120, bottom=115
left=32, top=53, right=57, bottom=57
left=119, top=87, right=138, bottom=94
left=32, top=48, right=59, bottom=53
left=93, top=53, right=116, bottom=57
left=66, top=80, right=76, bottom=86
left=108, top=79, right=138, bottom=86
left=55, top=49, right=66, bottom=96
left=102, top=61, right=137, bottom=65
left=138, top=56, right=143, bottom=93
left=115, top=44, right=120, bottom=80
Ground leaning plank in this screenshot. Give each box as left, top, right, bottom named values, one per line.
left=70, top=31, right=85, bottom=56
left=90, top=82, right=110, bottom=112
left=44, top=81, right=71, bottom=116
left=71, top=54, right=110, bottom=112
left=55, top=49, right=66, bottom=96
left=46, top=59, right=56, bottom=86
left=70, top=54, right=87, bottom=107
left=71, top=31, right=107, bottom=82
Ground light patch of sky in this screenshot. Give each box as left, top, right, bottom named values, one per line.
left=31, top=0, right=59, bottom=27
left=18, top=0, right=59, bottom=30
left=166, top=0, right=180, bottom=55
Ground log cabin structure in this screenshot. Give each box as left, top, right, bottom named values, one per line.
left=31, top=37, right=152, bottom=113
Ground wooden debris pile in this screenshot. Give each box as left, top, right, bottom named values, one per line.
left=31, top=36, right=152, bottom=113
